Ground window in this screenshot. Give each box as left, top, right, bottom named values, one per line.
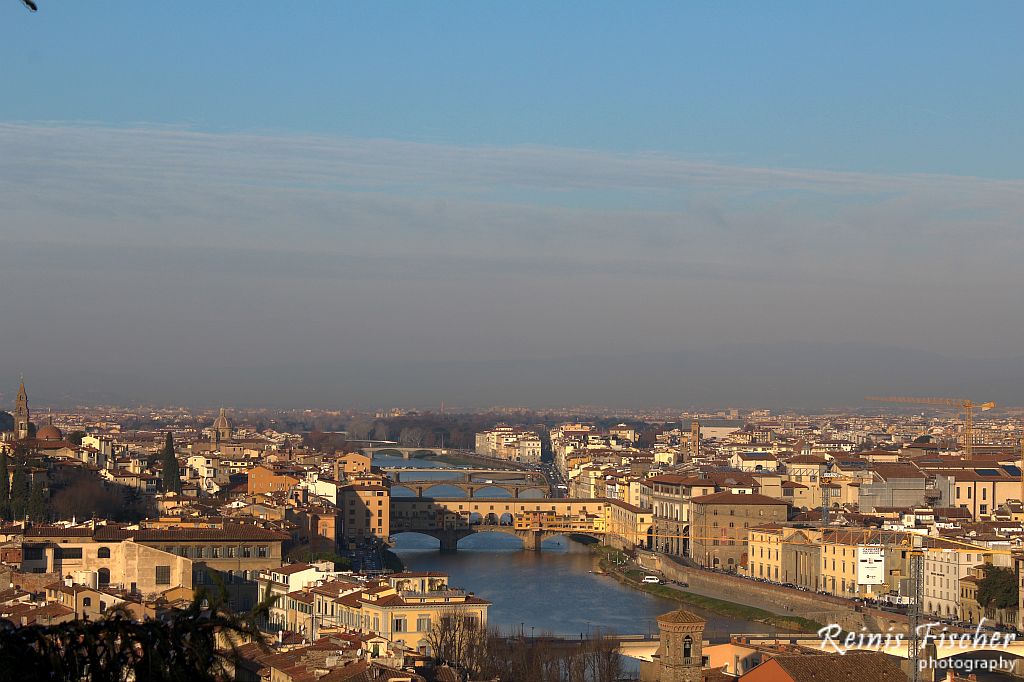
left=156, top=565, right=171, bottom=585
left=99, top=601, right=106, bottom=613
left=57, top=547, right=83, bottom=560
left=242, top=546, right=252, bottom=558
left=23, top=547, right=44, bottom=561
left=416, top=615, right=431, bottom=632
left=195, top=546, right=205, bottom=559
left=83, top=597, right=92, bottom=607
left=211, top=546, right=220, bottom=558
left=226, top=546, right=236, bottom=558
left=97, top=547, right=111, bottom=559
left=257, top=546, right=268, bottom=558
left=98, top=568, right=110, bottom=586
left=394, top=618, right=406, bottom=632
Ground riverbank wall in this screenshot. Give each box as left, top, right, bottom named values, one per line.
left=633, top=550, right=909, bottom=634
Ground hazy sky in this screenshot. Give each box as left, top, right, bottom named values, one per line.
left=2, top=3, right=1023, bottom=408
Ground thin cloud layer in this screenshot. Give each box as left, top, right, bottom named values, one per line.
left=2, top=122, right=1023, bottom=406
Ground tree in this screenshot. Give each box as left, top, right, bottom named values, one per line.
left=161, top=432, right=181, bottom=493
left=427, top=606, right=490, bottom=674
left=0, top=451, right=10, bottom=521
left=9, top=465, right=30, bottom=520
left=0, top=589, right=272, bottom=681
left=978, top=565, right=1018, bottom=611
left=26, top=479, right=47, bottom=523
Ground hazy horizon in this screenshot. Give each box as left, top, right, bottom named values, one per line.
left=3, top=4, right=1023, bottom=410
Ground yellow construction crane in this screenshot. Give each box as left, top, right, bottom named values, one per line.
left=865, top=396, right=996, bottom=459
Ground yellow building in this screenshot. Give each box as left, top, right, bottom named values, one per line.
left=339, top=482, right=391, bottom=543
left=605, top=499, right=654, bottom=551
left=316, top=573, right=490, bottom=654
left=745, top=526, right=784, bottom=582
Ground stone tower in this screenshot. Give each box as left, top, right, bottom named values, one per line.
left=212, top=408, right=232, bottom=445
left=14, top=377, right=30, bottom=441
left=641, top=608, right=705, bottom=682
left=689, top=419, right=700, bottom=461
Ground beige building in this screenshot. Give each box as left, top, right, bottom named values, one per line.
left=312, top=572, right=490, bottom=654
left=689, top=493, right=788, bottom=571
left=22, top=521, right=288, bottom=609
left=641, top=475, right=715, bottom=557
left=339, top=482, right=391, bottom=543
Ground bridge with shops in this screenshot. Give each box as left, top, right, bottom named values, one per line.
left=390, top=497, right=610, bottom=551
left=383, top=467, right=551, bottom=499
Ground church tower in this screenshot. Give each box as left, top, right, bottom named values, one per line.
left=212, top=408, right=232, bottom=445
left=14, top=377, right=30, bottom=440
left=640, top=609, right=706, bottom=682
left=689, top=419, right=700, bottom=462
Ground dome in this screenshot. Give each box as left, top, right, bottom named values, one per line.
left=37, top=423, right=63, bottom=441
left=212, top=408, right=231, bottom=430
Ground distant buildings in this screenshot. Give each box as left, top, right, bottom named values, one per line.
left=473, top=425, right=541, bottom=463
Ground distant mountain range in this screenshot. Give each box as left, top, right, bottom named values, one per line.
left=7, top=342, right=1024, bottom=411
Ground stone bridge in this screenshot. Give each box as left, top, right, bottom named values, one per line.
left=384, top=467, right=551, bottom=499
left=360, top=446, right=452, bottom=460
left=390, top=497, right=609, bottom=551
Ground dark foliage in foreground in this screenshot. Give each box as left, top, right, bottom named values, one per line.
left=0, top=587, right=271, bottom=682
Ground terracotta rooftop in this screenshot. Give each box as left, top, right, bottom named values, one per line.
left=656, top=608, right=705, bottom=624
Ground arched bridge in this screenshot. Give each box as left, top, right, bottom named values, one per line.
left=360, top=446, right=452, bottom=460
left=390, top=497, right=609, bottom=551
left=384, top=467, right=551, bottom=499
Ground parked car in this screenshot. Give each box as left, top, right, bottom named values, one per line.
left=642, top=575, right=661, bottom=584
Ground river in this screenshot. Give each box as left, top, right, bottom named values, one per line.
left=377, top=455, right=1018, bottom=679
left=377, top=454, right=776, bottom=640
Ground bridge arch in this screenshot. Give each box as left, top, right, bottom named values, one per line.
left=389, top=530, right=443, bottom=548
left=390, top=484, right=420, bottom=497
left=369, top=448, right=405, bottom=458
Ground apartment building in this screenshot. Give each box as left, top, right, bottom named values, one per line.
left=339, top=483, right=391, bottom=543
left=314, top=573, right=490, bottom=654
left=640, top=475, right=715, bottom=557
left=689, top=493, right=788, bottom=571
left=474, top=426, right=542, bottom=463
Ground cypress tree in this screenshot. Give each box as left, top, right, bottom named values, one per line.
left=26, top=479, right=47, bottom=523
left=0, top=451, right=10, bottom=521
left=161, top=432, right=181, bottom=493
left=10, top=465, right=30, bottom=520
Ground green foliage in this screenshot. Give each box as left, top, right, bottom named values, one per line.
left=67, top=430, right=86, bottom=446
left=0, top=588, right=273, bottom=682
left=977, top=564, right=1018, bottom=611
left=161, top=432, right=181, bottom=493
left=26, top=479, right=47, bottom=522
left=9, top=464, right=30, bottom=520
left=0, top=451, right=10, bottom=521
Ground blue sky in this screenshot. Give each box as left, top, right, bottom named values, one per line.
left=1, top=2, right=1023, bottom=408
left=4, top=2, right=1022, bottom=176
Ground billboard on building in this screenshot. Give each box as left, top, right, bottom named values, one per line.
left=857, top=546, right=885, bottom=585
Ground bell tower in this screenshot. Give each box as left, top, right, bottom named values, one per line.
left=14, top=377, right=30, bottom=440
left=641, top=609, right=705, bottom=682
